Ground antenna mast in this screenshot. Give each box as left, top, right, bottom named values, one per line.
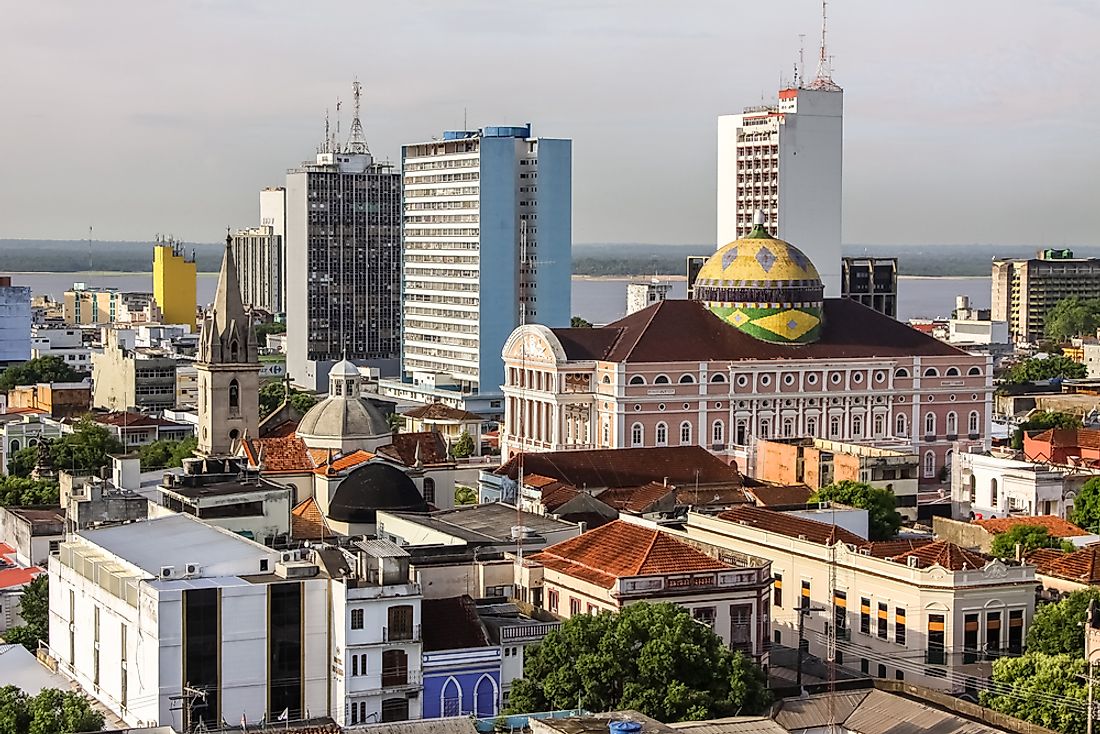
left=807, top=0, right=841, bottom=91
left=87, top=226, right=93, bottom=271
left=346, top=79, right=370, bottom=154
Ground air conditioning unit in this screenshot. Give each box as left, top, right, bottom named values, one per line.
left=281, top=551, right=295, bottom=563
left=160, top=566, right=174, bottom=579
left=185, top=563, right=201, bottom=577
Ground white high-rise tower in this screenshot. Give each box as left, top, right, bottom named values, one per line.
left=717, top=3, right=843, bottom=296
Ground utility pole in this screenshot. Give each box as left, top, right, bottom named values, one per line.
left=170, top=685, right=207, bottom=733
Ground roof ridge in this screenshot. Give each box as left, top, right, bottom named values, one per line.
left=633, top=525, right=662, bottom=575
left=618, top=300, right=667, bottom=362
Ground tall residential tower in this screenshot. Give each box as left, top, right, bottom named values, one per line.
left=385, top=125, right=571, bottom=415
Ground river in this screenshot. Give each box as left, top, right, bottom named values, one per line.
left=10, top=272, right=988, bottom=324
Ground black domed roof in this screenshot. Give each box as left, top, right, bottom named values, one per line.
left=329, top=463, right=427, bottom=524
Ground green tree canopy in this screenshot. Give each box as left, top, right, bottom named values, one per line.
left=989, top=525, right=1075, bottom=559
left=454, top=485, right=477, bottom=505
left=451, top=430, right=475, bottom=459
left=1046, top=297, right=1100, bottom=343
left=1003, top=355, right=1087, bottom=385
left=807, top=480, right=902, bottom=540
left=2, top=575, right=49, bottom=651
left=10, top=417, right=124, bottom=478
left=259, top=381, right=317, bottom=420
left=0, top=477, right=59, bottom=507
left=570, top=316, right=593, bottom=328
left=1011, top=410, right=1082, bottom=450
left=137, top=437, right=197, bottom=470
left=979, top=653, right=1087, bottom=734
left=0, top=686, right=104, bottom=734
left=506, top=603, right=770, bottom=722
left=1025, top=588, right=1100, bottom=657
left=253, top=321, right=286, bottom=340
left=0, top=356, right=83, bottom=391
left=1071, top=477, right=1100, bottom=533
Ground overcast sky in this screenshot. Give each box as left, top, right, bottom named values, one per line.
left=2, top=0, right=1098, bottom=246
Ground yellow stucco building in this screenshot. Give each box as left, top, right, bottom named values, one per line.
left=152, top=239, right=196, bottom=330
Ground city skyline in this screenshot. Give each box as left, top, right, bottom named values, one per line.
left=2, top=1, right=1098, bottom=246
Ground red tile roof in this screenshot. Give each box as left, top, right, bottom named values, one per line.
left=243, top=436, right=314, bottom=474
left=402, top=403, right=484, bottom=422
left=313, top=449, right=374, bottom=476
left=375, top=432, right=451, bottom=467
left=674, top=485, right=750, bottom=508
left=1, top=407, right=47, bottom=416
left=290, top=497, right=332, bottom=541
left=860, top=539, right=934, bottom=558
left=744, top=483, right=813, bottom=507
left=596, top=482, right=675, bottom=513
left=541, top=484, right=582, bottom=512
left=888, top=541, right=991, bottom=571
left=1026, top=546, right=1100, bottom=583
left=92, top=411, right=185, bottom=428
left=261, top=419, right=300, bottom=438
left=528, top=519, right=730, bottom=589
left=0, top=544, right=43, bottom=589
left=718, top=505, right=866, bottom=545
left=1029, top=428, right=1100, bottom=450
left=975, top=515, right=1089, bottom=538
left=548, top=299, right=966, bottom=364
left=498, top=446, right=740, bottom=490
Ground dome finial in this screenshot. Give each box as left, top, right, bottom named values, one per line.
left=747, top=209, right=773, bottom=240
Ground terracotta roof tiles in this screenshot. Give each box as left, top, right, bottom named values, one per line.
left=290, top=497, right=332, bottom=541
left=498, top=446, right=740, bottom=490
left=402, top=403, right=484, bottom=422
left=422, top=596, right=490, bottom=652
left=888, top=540, right=991, bottom=571
left=744, top=483, right=814, bottom=507
left=718, top=505, right=866, bottom=545
left=596, top=482, right=675, bottom=513
left=375, top=432, right=451, bottom=467
left=243, top=436, right=314, bottom=474
left=1027, top=546, right=1100, bottom=583
left=975, top=515, right=1089, bottom=538
left=312, top=449, right=374, bottom=475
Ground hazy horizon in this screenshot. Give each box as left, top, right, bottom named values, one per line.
left=3, top=1, right=1098, bottom=247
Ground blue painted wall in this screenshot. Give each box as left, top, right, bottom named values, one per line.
left=532, top=138, right=572, bottom=331
left=423, top=664, right=502, bottom=719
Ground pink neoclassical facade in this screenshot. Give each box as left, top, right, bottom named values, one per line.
left=500, top=299, right=991, bottom=487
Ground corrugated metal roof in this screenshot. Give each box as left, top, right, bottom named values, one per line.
left=355, top=538, right=410, bottom=558
left=670, top=716, right=787, bottom=734
left=842, top=690, right=1004, bottom=734
left=774, top=691, right=869, bottom=730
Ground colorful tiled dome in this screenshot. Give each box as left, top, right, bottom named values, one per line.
left=693, top=213, right=824, bottom=344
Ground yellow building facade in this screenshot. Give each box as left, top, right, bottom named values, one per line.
left=152, top=240, right=197, bottom=330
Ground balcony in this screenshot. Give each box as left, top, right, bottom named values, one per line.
left=346, top=668, right=423, bottom=694
left=382, top=624, right=421, bottom=643
left=500, top=621, right=561, bottom=643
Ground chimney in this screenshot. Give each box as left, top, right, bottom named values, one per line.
left=1014, top=542, right=1023, bottom=563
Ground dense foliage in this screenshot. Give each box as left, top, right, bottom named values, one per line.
left=506, top=603, right=770, bottom=722
left=1002, top=355, right=1087, bottom=385
left=979, top=653, right=1086, bottom=734
left=2, top=575, right=48, bottom=651
left=258, top=381, right=317, bottom=420
left=7, top=417, right=123, bottom=478
left=138, top=437, right=198, bottom=470
left=989, top=525, right=1074, bottom=559
left=808, top=480, right=902, bottom=540
left=0, top=685, right=104, bottom=734
left=0, top=477, right=59, bottom=507
left=454, top=485, right=478, bottom=505
left=1072, top=477, right=1100, bottom=533
left=451, top=431, right=475, bottom=459
left=254, top=321, right=286, bottom=340
left=0, top=356, right=83, bottom=391
left=1046, top=297, right=1100, bottom=342
left=570, top=316, right=593, bottom=328
left=1011, top=410, right=1082, bottom=450
left=1026, top=588, right=1100, bottom=656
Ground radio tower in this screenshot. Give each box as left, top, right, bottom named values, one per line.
left=345, top=79, right=371, bottom=155
left=808, top=0, right=842, bottom=91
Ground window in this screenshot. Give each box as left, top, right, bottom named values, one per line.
left=946, top=367, right=961, bottom=376
left=946, top=412, right=958, bottom=437
left=800, top=580, right=810, bottom=610
left=927, top=614, right=946, bottom=665
left=923, top=451, right=936, bottom=478
left=895, top=413, right=907, bottom=437
left=679, top=421, right=692, bottom=445
left=631, top=423, right=643, bottom=447
left=877, top=663, right=886, bottom=679
left=381, top=698, right=409, bottom=723
left=990, top=477, right=999, bottom=506
left=655, top=422, right=668, bottom=446
left=782, top=417, right=794, bottom=437
left=735, top=419, right=747, bottom=445
left=924, top=412, right=936, bottom=436
left=653, top=374, right=670, bottom=384
left=830, top=416, right=841, bottom=438
left=968, top=366, right=983, bottom=376
left=923, top=367, right=939, bottom=377
left=692, top=607, right=716, bottom=628
left=860, top=658, right=869, bottom=674
left=834, top=590, right=847, bottom=632
left=1008, top=609, right=1024, bottom=654
left=230, top=340, right=239, bottom=362
left=711, top=373, right=726, bottom=383
left=442, top=678, right=461, bottom=716
left=678, top=374, right=695, bottom=384
left=964, top=613, right=980, bottom=663
left=877, top=602, right=888, bottom=639
left=548, top=589, right=559, bottom=613
left=569, top=597, right=581, bottom=616
left=986, top=611, right=1001, bottom=657
left=852, top=415, right=863, bottom=439
left=895, top=608, right=906, bottom=645
left=759, top=419, right=770, bottom=439
left=352, top=655, right=359, bottom=676
left=712, top=420, right=724, bottom=445
left=895, top=368, right=910, bottom=378
left=873, top=414, right=884, bottom=437
left=860, top=598, right=871, bottom=635
left=229, top=379, right=240, bottom=410
left=629, top=375, right=645, bottom=385
left=388, top=605, right=414, bottom=641
left=968, top=411, right=980, bottom=435
left=773, top=574, right=782, bottom=607
left=895, top=670, right=904, bottom=681
left=381, top=649, right=408, bottom=687
left=807, top=417, right=818, bottom=436
left=423, top=477, right=435, bottom=504
left=351, top=608, right=364, bottom=629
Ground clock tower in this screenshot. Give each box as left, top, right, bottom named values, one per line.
left=196, top=235, right=261, bottom=457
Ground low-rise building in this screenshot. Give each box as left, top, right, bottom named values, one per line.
left=87, top=411, right=194, bottom=448
left=7, top=381, right=92, bottom=419
left=0, top=505, right=65, bottom=567
left=678, top=505, right=1036, bottom=692
left=475, top=598, right=560, bottom=709
left=1026, top=546, right=1100, bottom=598
left=946, top=295, right=1009, bottom=347
left=91, top=330, right=179, bottom=411
left=400, top=403, right=486, bottom=456
left=0, top=277, right=31, bottom=366
left=933, top=515, right=1093, bottom=555
left=30, top=326, right=92, bottom=373
left=63, top=285, right=162, bottom=326
left=0, top=542, right=43, bottom=634
left=1, top=412, right=64, bottom=475
left=519, top=518, right=773, bottom=662
left=421, top=595, right=501, bottom=719
left=952, top=450, right=1078, bottom=519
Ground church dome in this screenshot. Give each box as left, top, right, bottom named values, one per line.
left=328, top=463, right=428, bottom=523
left=693, top=213, right=824, bottom=344
left=329, top=358, right=360, bottom=379
left=297, top=397, right=390, bottom=441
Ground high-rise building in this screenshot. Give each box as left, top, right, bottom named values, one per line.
left=626, top=279, right=672, bottom=316
left=390, top=124, right=571, bottom=411
left=0, top=276, right=31, bottom=366
left=716, top=12, right=843, bottom=296
left=230, top=225, right=284, bottom=314
left=841, top=256, right=898, bottom=318
left=992, top=249, right=1100, bottom=344
left=285, top=90, right=402, bottom=391
left=152, top=237, right=197, bottom=330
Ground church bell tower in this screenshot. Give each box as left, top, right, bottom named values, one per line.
left=196, top=234, right=261, bottom=457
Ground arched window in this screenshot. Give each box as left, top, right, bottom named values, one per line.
left=968, top=366, right=983, bottom=376
left=423, top=477, right=436, bottom=504
left=830, top=416, right=841, bottom=438
left=602, top=422, right=610, bottom=445
left=852, top=415, right=863, bottom=439
left=381, top=649, right=408, bottom=687
left=990, top=477, right=999, bottom=507
left=923, top=451, right=936, bottom=478
left=782, top=417, right=794, bottom=438
left=601, top=375, right=610, bottom=384
left=895, top=413, right=907, bottom=437
left=711, top=373, right=727, bottom=383
left=474, top=674, right=498, bottom=718
left=736, top=419, right=747, bottom=445
left=679, top=421, right=692, bottom=445
left=230, top=339, right=239, bottom=362
left=894, top=368, right=910, bottom=378
left=968, top=410, right=980, bottom=435
left=653, top=374, right=671, bottom=385
left=945, top=367, right=961, bottom=376
left=923, top=367, right=939, bottom=377
left=873, top=414, right=884, bottom=437
left=442, top=677, right=462, bottom=717
left=759, top=419, right=770, bottom=439
left=9, top=440, right=19, bottom=454
left=924, top=412, right=936, bottom=436
left=967, top=475, right=976, bottom=504
left=655, top=422, right=668, bottom=446
left=678, top=374, right=696, bottom=384
left=229, top=379, right=240, bottom=410
left=631, top=423, right=643, bottom=447
left=628, top=375, right=646, bottom=385
left=807, top=417, right=818, bottom=436
left=946, top=412, right=958, bottom=436
left=712, top=420, right=725, bottom=445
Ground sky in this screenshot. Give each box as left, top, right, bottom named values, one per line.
left=2, top=0, right=1098, bottom=247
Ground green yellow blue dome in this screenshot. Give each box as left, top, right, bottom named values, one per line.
left=693, top=219, right=824, bottom=344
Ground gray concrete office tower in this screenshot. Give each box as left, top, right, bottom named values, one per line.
left=230, top=224, right=284, bottom=315
left=285, top=145, right=402, bottom=391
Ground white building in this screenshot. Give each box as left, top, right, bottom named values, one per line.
left=716, top=48, right=842, bottom=296
left=230, top=224, right=285, bottom=315
left=952, top=450, right=1077, bottom=520
left=30, top=326, right=91, bottom=372
left=48, top=514, right=330, bottom=729
left=947, top=296, right=1009, bottom=346
left=0, top=277, right=32, bottom=366
left=625, top=280, right=672, bottom=317
left=387, top=124, right=571, bottom=413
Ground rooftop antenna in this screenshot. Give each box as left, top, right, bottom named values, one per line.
left=808, top=0, right=841, bottom=90
left=335, top=98, right=342, bottom=152
left=463, top=106, right=468, bottom=131
left=323, top=108, right=331, bottom=154
left=87, top=226, right=93, bottom=271
left=346, top=78, right=370, bottom=154
left=798, top=33, right=806, bottom=87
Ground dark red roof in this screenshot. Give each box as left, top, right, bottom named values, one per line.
left=745, top=483, right=814, bottom=507
left=402, top=403, right=484, bottom=422
left=975, top=515, right=1089, bottom=538
left=549, top=299, right=966, bottom=363
left=93, top=411, right=185, bottom=428
left=376, top=432, right=451, bottom=466
left=718, top=505, right=866, bottom=545
left=1027, top=546, right=1100, bottom=583
left=596, top=482, right=675, bottom=513
left=888, top=541, right=991, bottom=571
left=422, top=596, right=490, bottom=651
left=498, top=445, right=740, bottom=490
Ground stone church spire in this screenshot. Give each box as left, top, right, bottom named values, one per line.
left=199, top=232, right=258, bottom=365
